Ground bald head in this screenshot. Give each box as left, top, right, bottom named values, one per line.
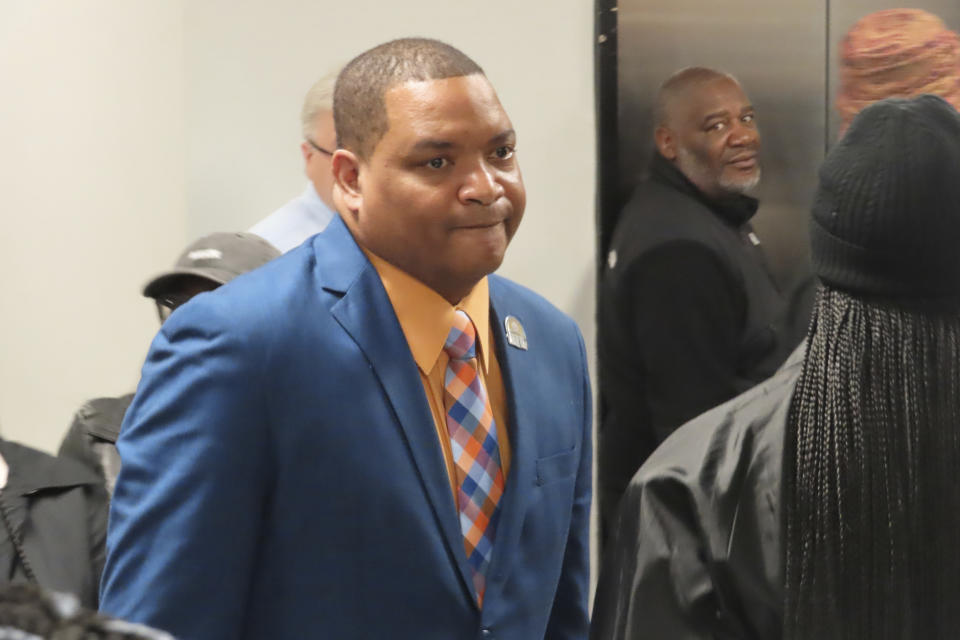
left=334, top=38, right=485, bottom=159
left=654, top=67, right=740, bottom=130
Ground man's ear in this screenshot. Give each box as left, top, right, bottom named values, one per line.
left=332, top=149, right=362, bottom=216
left=654, top=126, right=677, bottom=161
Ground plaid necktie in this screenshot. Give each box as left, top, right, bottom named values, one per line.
left=443, top=309, right=505, bottom=606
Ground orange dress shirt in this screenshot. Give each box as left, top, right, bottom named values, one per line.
left=365, top=251, right=512, bottom=506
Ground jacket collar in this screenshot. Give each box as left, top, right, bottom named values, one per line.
left=0, top=440, right=99, bottom=498
left=649, top=151, right=759, bottom=227
left=310, top=213, right=368, bottom=295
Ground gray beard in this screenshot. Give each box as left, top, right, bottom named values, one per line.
left=676, top=146, right=761, bottom=196
left=720, top=167, right=761, bottom=194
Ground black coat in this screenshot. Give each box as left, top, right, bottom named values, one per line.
left=0, top=439, right=108, bottom=608
left=598, top=153, right=795, bottom=536
left=591, top=345, right=803, bottom=640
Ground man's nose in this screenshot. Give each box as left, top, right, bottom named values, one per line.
left=729, top=122, right=759, bottom=148
left=459, top=161, right=505, bottom=206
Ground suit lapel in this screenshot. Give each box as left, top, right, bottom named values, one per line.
left=485, top=283, right=536, bottom=590
left=319, top=218, right=477, bottom=604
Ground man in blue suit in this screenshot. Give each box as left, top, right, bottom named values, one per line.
left=100, top=38, right=592, bottom=639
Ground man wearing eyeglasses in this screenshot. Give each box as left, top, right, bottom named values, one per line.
left=249, top=70, right=340, bottom=253
left=58, top=232, right=279, bottom=496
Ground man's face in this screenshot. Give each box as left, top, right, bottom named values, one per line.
left=662, top=77, right=761, bottom=199
left=303, top=110, right=337, bottom=209
left=340, top=74, right=525, bottom=303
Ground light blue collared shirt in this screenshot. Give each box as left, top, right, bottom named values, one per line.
left=249, top=182, right=335, bottom=253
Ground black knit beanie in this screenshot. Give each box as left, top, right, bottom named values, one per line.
left=811, top=94, right=960, bottom=297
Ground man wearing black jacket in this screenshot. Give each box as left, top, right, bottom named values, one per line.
left=598, top=67, right=793, bottom=537
left=58, top=232, right=279, bottom=496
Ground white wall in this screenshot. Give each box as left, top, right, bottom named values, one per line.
left=0, top=1, right=186, bottom=453
left=182, top=0, right=597, bottom=357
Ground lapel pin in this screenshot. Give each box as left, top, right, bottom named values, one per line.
left=504, top=316, right=528, bottom=350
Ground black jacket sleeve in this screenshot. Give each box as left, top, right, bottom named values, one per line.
left=591, top=472, right=721, bottom=640
left=626, top=241, right=747, bottom=444
left=592, top=359, right=800, bottom=640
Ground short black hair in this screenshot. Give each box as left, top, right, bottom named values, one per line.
left=334, top=38, right=484, bottom=159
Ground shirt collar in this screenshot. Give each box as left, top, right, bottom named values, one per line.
left=363, top=250, right=491, bottom=374
left=303, top=181, right=322, bottom=203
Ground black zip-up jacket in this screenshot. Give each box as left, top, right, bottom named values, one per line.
left=0, top=439, right=107, bottom=608
left=598, top=152, right=795, bottom=538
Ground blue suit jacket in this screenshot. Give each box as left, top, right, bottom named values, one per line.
left=100, top=216, right=592, bottom=640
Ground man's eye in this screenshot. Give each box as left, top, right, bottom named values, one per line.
left=493, top=145, right=515, bottom=160
left=742, top=114, right=755, bottom=124
left=709, top=122, right=726, bottom=132
left=426, top=157, right=448, bottom=169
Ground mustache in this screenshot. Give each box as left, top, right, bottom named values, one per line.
left=727, top=152, right=758, bottom=163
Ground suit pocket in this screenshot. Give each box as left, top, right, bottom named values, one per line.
left=535, top=447, right=579, bottom=486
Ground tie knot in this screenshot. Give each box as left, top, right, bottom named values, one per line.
left=444, top=310, right=477, bottom=361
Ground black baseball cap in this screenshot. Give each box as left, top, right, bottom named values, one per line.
left=142, top=232, right=280, bottom=299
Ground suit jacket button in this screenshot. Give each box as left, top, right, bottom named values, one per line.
left=480, top=628, right=493, bottom=639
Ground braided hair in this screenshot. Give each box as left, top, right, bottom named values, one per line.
left=783, top=285, right=960, bottom=639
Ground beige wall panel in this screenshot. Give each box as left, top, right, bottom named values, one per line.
left=0, top=1, right=186, bottom=453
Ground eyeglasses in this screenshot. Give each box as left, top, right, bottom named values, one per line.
left=306, top=139, right=334, bottom=156
left=154, top=292, right=195, bottom=323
